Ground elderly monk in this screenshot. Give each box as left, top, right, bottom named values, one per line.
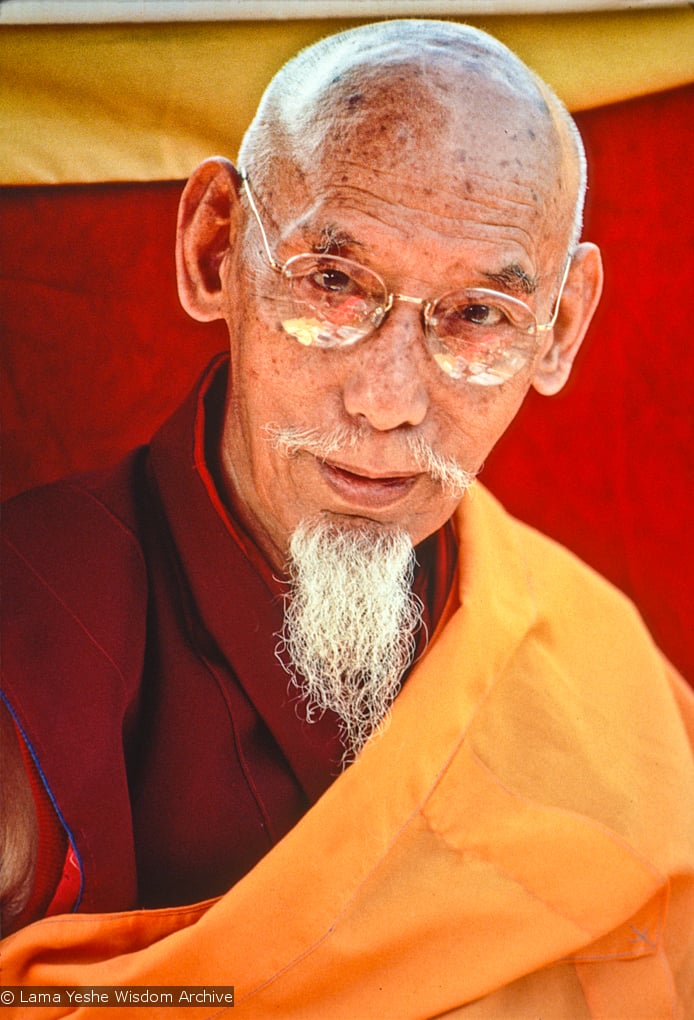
left=1, top=19, right=693, bottom=1019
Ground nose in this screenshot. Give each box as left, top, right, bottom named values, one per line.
left=341, top=303, right=429, bottom=431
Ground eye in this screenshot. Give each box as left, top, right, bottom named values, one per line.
left=433, top=300, right=509, bottom=341
left=310, top=267, right=356, bottom=294
left=460, top=303, right=505, bottom=327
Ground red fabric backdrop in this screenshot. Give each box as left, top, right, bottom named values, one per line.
left=1, top=85, right=692, bottom=681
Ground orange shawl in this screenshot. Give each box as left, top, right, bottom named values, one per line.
left=3, top=485, right=693, bottom=1018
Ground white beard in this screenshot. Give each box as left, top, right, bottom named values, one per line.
left=277, top=518, right=424, bottom=764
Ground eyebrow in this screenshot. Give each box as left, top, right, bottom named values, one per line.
left=309, top=224, right=364, bottom=256
left=482, top=263, right=538, bottom=295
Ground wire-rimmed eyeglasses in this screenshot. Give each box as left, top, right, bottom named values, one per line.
left=240, top=168, right=570, bottom=387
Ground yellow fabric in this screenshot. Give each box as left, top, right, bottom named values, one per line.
left=3, top=484, right=693, bottom=1017
left=1, top=10, right=693, bottom=184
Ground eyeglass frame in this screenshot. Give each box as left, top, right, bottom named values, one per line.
left=238, top=167, right=571, bottom=380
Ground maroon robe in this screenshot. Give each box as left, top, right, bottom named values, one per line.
left=1, top=354, right=455, bottom=919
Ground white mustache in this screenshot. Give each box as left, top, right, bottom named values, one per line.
left=264, top=423, right=476, bottom=500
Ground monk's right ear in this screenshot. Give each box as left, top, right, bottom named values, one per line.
left=176, top=157, right=243, bottom=322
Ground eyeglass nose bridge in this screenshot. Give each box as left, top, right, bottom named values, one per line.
left=372, top=290, right=434, bottom=332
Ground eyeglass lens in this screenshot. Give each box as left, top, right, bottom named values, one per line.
left=278, top=254, right=539, bottom=385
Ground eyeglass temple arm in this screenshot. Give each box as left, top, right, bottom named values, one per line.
left=239, top=168, right=284, bottom=273
left=536, top=255, right=572, bottom=333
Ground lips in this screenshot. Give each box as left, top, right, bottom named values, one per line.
left=319, top=459, right=420, bottom=510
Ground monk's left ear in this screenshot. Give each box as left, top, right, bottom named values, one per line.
left=175, top=157, right=243, bottom=322
left=532, top=242, right=604, bottom=396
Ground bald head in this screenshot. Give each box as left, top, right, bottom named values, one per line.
left=238, top=20, right=586, bottom=254
left=177, top=19, right=603, bottom=573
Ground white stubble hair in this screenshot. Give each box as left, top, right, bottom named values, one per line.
left=278, top=518, right=424, bottom=764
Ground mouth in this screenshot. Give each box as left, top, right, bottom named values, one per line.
left=318, top=458, right=420, bottom=509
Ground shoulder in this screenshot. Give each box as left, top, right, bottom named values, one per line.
left=459, top=482, right=694, bottom=780
left=456, top=483, right=692, bottom=731
left=466, top=483, right=651, bottom=641
left=2, top=451, right=152, bottom=707
left=453, top=485, right=694, bottom=873
left=3, top=449, right=149, bottom=557
left=3, top=450, right=149, bottom=588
